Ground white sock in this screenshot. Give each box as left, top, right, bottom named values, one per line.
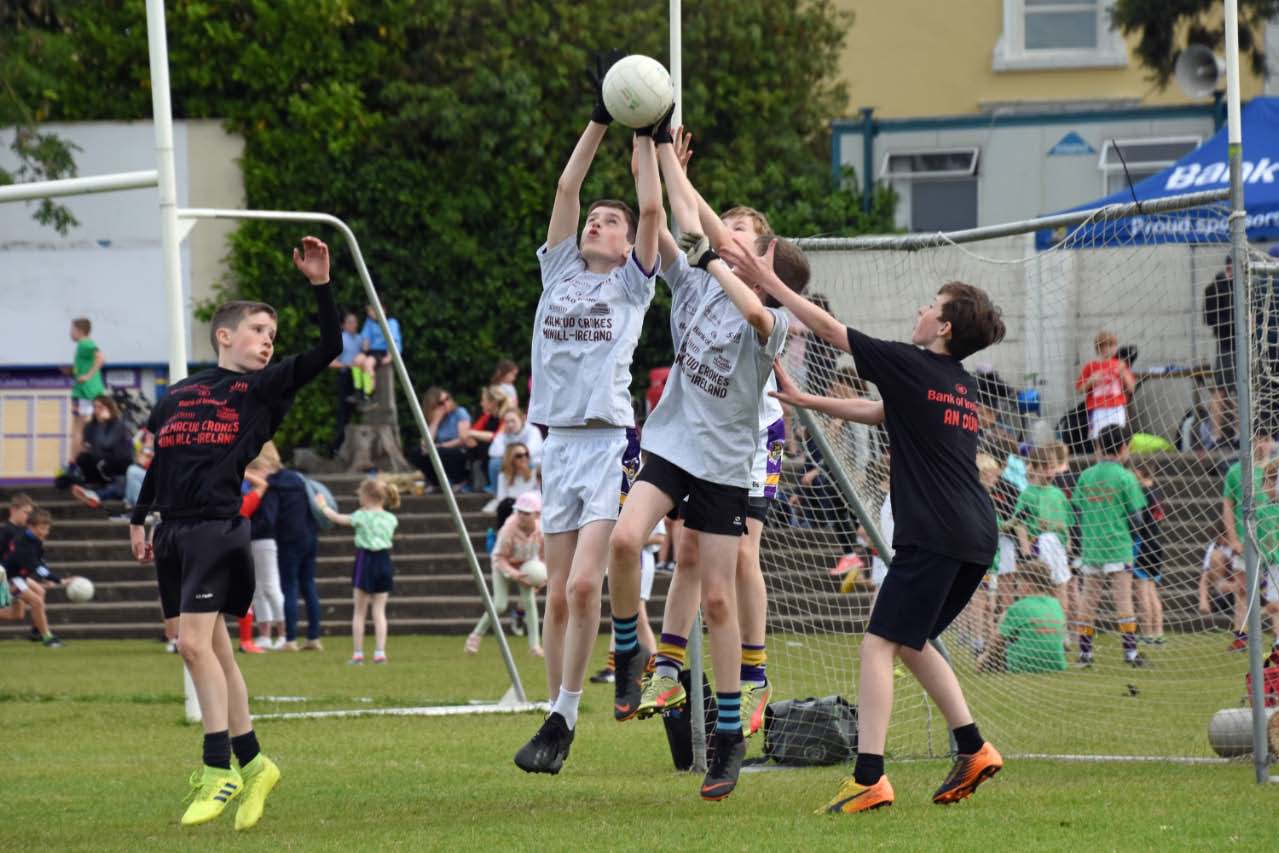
left=552, top=687, right=582, bottom=729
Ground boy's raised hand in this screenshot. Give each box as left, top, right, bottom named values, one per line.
left=587, top=49, right=625, bottom=125
left=674, top=126, right=694, bottom=171
left=678, top=232, right=719, bottom=270
left=719, top=237, right=776, bottom=286
left=293, top=236, right=330, bottom=285
left=769, top=360, right=807, bottom=407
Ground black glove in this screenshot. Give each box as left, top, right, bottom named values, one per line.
left=679, top=232, right=719, bottom=270
left=588, top=49, right=625, bottom=125
left=644, top=104, right=676, bottom=143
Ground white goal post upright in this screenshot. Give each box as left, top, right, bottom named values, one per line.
left=144, top=0, right=205, bottom=726
left=1223, top=0, right=1272, bottom=785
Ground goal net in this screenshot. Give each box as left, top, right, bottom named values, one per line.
left=757, top=191, right=1273, bottom=761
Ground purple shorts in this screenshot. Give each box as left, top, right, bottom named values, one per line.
left=618, top=427, right=642, bottom=508
left=750, top=418, right=787, bottom=500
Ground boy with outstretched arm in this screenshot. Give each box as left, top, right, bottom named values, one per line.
left=606, top=126, right=795, bottom=801
left=635, top=132, right=807, bottom=746
left=512, top=50, right=660, bottom=776
left=746, top=252, right=1006, bottom=814
left=128, top=237, right=342, bottom=828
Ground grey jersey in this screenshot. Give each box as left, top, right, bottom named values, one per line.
left=643, top=264, right=789, bottom=488
left=528, top=239, right=656, bottom=428
left=758, top=371, right=783, bottom=430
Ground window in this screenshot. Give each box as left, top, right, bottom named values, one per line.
left=881, top=148, right=979, bottom=180
left=994, top=0, right=1127, bottom=71
left=881, top=149, right=980, bottom=232
left=1099, top=136, right=1201, bottom=194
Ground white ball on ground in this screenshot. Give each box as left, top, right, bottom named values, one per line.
left=602, top=55, right=674, bottom=129
left=66, top=576, right=95, bottom=603
left=521, top=559, right=547, bottom=587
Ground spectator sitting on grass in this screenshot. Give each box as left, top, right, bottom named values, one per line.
left=976, top=559, right=1067, bottom=674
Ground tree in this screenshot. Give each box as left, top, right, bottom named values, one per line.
left=0, top=1, right=80, bottom=233
left=5, top=0, right=895, bottom=451
left=1111, top=0, right=1279, bottom=88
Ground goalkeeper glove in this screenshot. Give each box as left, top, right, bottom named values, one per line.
left=588, top=49, right=625, bottom=125
left=679, top=232, right=719, bottom=270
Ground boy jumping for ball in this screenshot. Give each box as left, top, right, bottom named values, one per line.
left=513, top=51, right=661, bottom=775
left=607, top=124, right=797, bottom=801
left=129, top=237, right=341, bottom=828
left=635, top=131, right=807, bottom=746
left=754, top=263, right=1006, bottom=814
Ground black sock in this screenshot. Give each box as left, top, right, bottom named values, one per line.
left=953, top=723, right=984, bottom=755
left=853, top=752, right=884, bottom=786
left=203, top=731, right=232, bottom=770
left=231, top=730, right=261, bottom=767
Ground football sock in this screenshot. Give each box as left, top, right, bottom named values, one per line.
left=551, top=687, right=582, bottom=730
left=853, top=752, right=884, bottom=786
left=740, top=643, right=767, bottom=686
left=231, top=730, right=261, bottom=767
left=613, top=614, right=639, bottom=655
left=203, top=731, right=232, bottom=770
left=1079, top=624, right=1095, bottom=658
left=1119, top=614, right=1137, bottom=658
left=715, top=692, right=742, bottom=736
left=953, top=722, right=984, bottom=755
left=655, top=632, right=687, bottom=681
left=239, top=610, right=254, bottom=644
left=604, top=650, right=616, bottom=673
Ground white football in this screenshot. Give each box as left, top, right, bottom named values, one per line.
left=66, top=576, right=95, bottom=603
left=521, top=558, right=547, bottom=587
left=602, top=55, right=674, bottom=129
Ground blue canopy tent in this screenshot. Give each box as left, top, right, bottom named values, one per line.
left=1036, top=96, right=1279, bottom=249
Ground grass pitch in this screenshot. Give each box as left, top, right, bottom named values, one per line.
left=3, top=634, right=1276, bottom=851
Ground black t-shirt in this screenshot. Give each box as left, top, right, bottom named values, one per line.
left=130, top=284, right=342, bottom=525
left=847, top=327, right=997, bottom=564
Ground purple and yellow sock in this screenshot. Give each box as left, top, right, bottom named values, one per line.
left=655, top=633, right=687, bottom=680
left=1078, top=624, right=1095, bottom=658
left=1119, top=614, right=1137, bottom=658
left=740, top=643, right=767, bottom=685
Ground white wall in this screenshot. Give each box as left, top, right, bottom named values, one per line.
left=0, top=120, right=244, bottom=366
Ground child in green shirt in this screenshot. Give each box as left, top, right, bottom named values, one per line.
left=976, top=560, right=1067, bottom=674
left=1071, top=425, right=1145, bottom=667
left=317, top=478, right=400, bottom=664
left=69, top=317, right=106, bottom=442
left=1013, top=445, right=1075, bottom=644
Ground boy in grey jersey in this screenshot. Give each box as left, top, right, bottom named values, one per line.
left=607, top=135, right=807, bottom=801
left=514, top=50, right=663, bottom=778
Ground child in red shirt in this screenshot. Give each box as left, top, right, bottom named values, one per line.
left=1075, top=330, right=1135, bottom=438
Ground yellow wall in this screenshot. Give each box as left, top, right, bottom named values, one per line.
left=834, top=0, right=1265, bottom=118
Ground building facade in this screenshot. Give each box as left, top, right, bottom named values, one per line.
left=831, top=0, right=1271, bottom=231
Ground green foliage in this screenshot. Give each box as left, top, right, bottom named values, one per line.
left=0, top=2, right=81, bottom=233
left=6, top=0, right=895, bottom=451
left=1111, top=0, right=1279, bottom=87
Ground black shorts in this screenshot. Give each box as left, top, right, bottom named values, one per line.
left=154, top=516, right=255, bottom=619
left=745, top=496, right=771, bottom=523
left=867, top=546, right=988, bottom=651
left=367, top=349, right=388, bottom=361
left=637, top=453, right=746, bottom=537
left=353, top=548, right=394, bottom=594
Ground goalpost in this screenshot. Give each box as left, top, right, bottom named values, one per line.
left=753, top=186, right=1279, bottom=770
left=0, top=0, right=536, bottom=722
